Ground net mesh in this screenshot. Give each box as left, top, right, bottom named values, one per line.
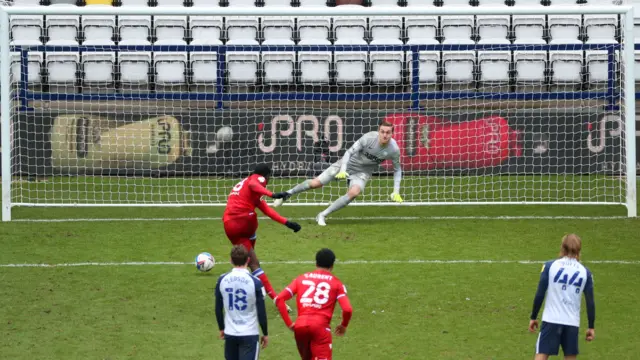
left=4, top=3, right=632, bottom=208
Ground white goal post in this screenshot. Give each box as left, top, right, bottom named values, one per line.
left=0, top=3, right=636, bottom=221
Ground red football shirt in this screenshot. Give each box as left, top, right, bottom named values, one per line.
left=223, top=174, right=287, bottom=225
left=277, top=269, right=351, bottom=328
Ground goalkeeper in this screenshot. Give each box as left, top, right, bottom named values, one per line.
left=274, top=120, right=403, bottom=226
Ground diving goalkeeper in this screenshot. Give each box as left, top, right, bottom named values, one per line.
left=273, top=120, right=403, bottom=226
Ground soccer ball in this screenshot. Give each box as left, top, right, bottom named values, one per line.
left=195, top=252, right=215, bottom=272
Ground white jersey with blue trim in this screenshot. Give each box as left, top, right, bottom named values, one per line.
left=541, top=257, right=593, bottom=327
left=216, top=268, right=266, bottom=336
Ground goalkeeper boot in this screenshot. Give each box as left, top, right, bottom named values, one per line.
left=316, top=214, right=327, bottom=227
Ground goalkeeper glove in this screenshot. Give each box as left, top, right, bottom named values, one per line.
left=285, top=221, right=302, bottom=233
left=390, top=192, right=403, bottom=203
left=271, top=192, right=291, bottom=200
left=335, top=171, right=349, bottom=180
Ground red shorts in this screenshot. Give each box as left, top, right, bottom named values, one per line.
left=294, top=324, right=333, bottom=360
left=223, top=212, right=258, bottom=252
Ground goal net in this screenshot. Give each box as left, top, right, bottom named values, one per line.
left=0, top=3, right=636, bottom=221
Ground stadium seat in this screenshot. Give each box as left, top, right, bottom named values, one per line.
left=512, top=15, right=546, bottom=44
left=585, top=40, right=618, bottom=89
left=262, top=48, right=296, bottom=85
left=548, top=15, right=582, bottom=43
left=10, top=14, right=43, bottom=45
left=153, top=39, right=188, bottom=87
left=405, top=16, right=439, bottom=45
left=226, top=39, right=260, bottom=84
left=118, top=39, right=152, bottom=89
left=442, top=50, right=476, bottom=89
left=9, top=40, right=43, bottom=85
left=119, top=0, right=152, bottom=43
left=333, top=9, right=368, bottom=44
left=189, top=0, right=223, bottom=44
left=584, top=15, right=618, bottom=43
left=370, top=0, right=399, bottom=4
left=478, top=48, right=511, bottom=90
left=549, top=40, right=583, bottom=88
left=514, top=50, right=547, bottom=87
left=441, top=17, right=474, bottom=44
left=369, top=17, right=403, bottom=44
left=190, top=39, right=218, bottom=85
left=45, top=40, right=79, bottom=89
left=226, top=17, right=259, bottom=43
left=262, top=17, right=295, bottom=44
left=298, top=0, right=329, bottom=6
left=370, top=50, right=404, bottom=84
left=298, top=43, right=332, bottom=85
left=263, top=0, right=292, bottom=5
left=154, top=0, right=188, bottom=43
left=46, top=4, right=80, bottom=43
left=297, top=17, right=331, bottom=44
left=335, top=52, right=367, bottom=84
left=81, top=39, right=116, bottom=87
left=81, top=7, right=116, bottom=43
left=227, top=0, right=256, bottom=6
left=476, top=16, right=510, bottom=44
left=85, top=0, right=113, bottom=4
left=410, top=51, right=440, bottom=85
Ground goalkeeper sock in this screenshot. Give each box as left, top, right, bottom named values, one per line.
left=287, top=180, right=312, bottom=195
left=320, top=195, right=353, bottom=217
left=252, top=268, right=276, bottom=299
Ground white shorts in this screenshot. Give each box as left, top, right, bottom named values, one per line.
left=317, top=163, right=370, bottom=191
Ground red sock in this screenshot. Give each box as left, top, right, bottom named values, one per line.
left=252, top=268, right=276, bottom=299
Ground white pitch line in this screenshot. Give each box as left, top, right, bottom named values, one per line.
left=1, top=259, right=639, bottom=268
left=12, top=215, right=631, bottom=223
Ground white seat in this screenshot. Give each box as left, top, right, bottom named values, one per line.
left=298, top=39, right=332, bottom=84
left=10, top=14, right=43, bottom=44
left=370, top=46, right=404, bottom=84
left=514, top=50, right=547, bottom=84
left=441, top=16, right=474, bottom=44
left=512, top=14, right=546, bottom=43
left=262, top=17, right=294, bottom=44
left=585, top=40, right=618, bottom=85
left=584, top=15, right=618, bottom=43
left=264, top=0, right=291, bottom=5
left=297, top=17, right=331, bottom=43
left=10, top=40, right=43, bottom=84
left=154, top=0, right=187, bottom=43
left=335, top=50, right=368, bottom=84
left=414, top=51, right=440, bottom=84
left=82, top=7, right=115, bottom=43
left=369, top=17, right=403, bottom=44
left=226, top=39, right=260, bottom=84
left=118, top=39, right=152, bottom=85
left=190, top=39, right=218, bottom=84
left=478, top=49, right=511, bottom=84
left=46, top=4, right=80, bottom=43
left=405, top=16, right=439, bottom=44
left=476, top=16, right=510, bottom=43
left=189, top=0, right=223, bottom=44
left=442, top=50, right=475, bottom=85
left=153, top=39, right=188, bottom=85
left=298, top=0, right=328, bottom=6
left=119, top=0, right=151, bottom=42
left=262, top=40, right=296, bottom=84
left=227, top=0, right=255, bottom=5
left=549, top=40, right=583, bottom=84
left=548, top=15, right=582, bottom=43
left=82, top=39, right=115, bottom=85
left=333, top=10, right=367, bottom=44
left=45, top=40, right=79, bottom=85
left=225, top=17, right=259, bottom=43
left=370, top=0, right=398, bottom=4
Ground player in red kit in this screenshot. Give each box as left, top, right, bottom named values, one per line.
left=275, top=248, right=353, bottom=360
left=223, top=164, right=301, bottom=308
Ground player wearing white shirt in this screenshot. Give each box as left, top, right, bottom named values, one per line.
left=215, top=245, right=269, bottom=360
left=273, top=120, right=404, bottom=226
left=529, top=234, right=596, bottom=360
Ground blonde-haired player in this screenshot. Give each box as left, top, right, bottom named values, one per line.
left=273, top=120, right=403, bottom=226
left=529, top=234, right=596, bottom=360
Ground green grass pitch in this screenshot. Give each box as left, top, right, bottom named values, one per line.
left=1, top=177, right=639, bottom=359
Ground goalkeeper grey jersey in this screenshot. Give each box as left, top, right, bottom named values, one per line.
left=339, top=131, right=401, bottom=175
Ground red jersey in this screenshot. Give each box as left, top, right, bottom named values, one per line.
left=275, top=269, right=353, bottom=329
left=223, top=174, right=287, bottom=225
